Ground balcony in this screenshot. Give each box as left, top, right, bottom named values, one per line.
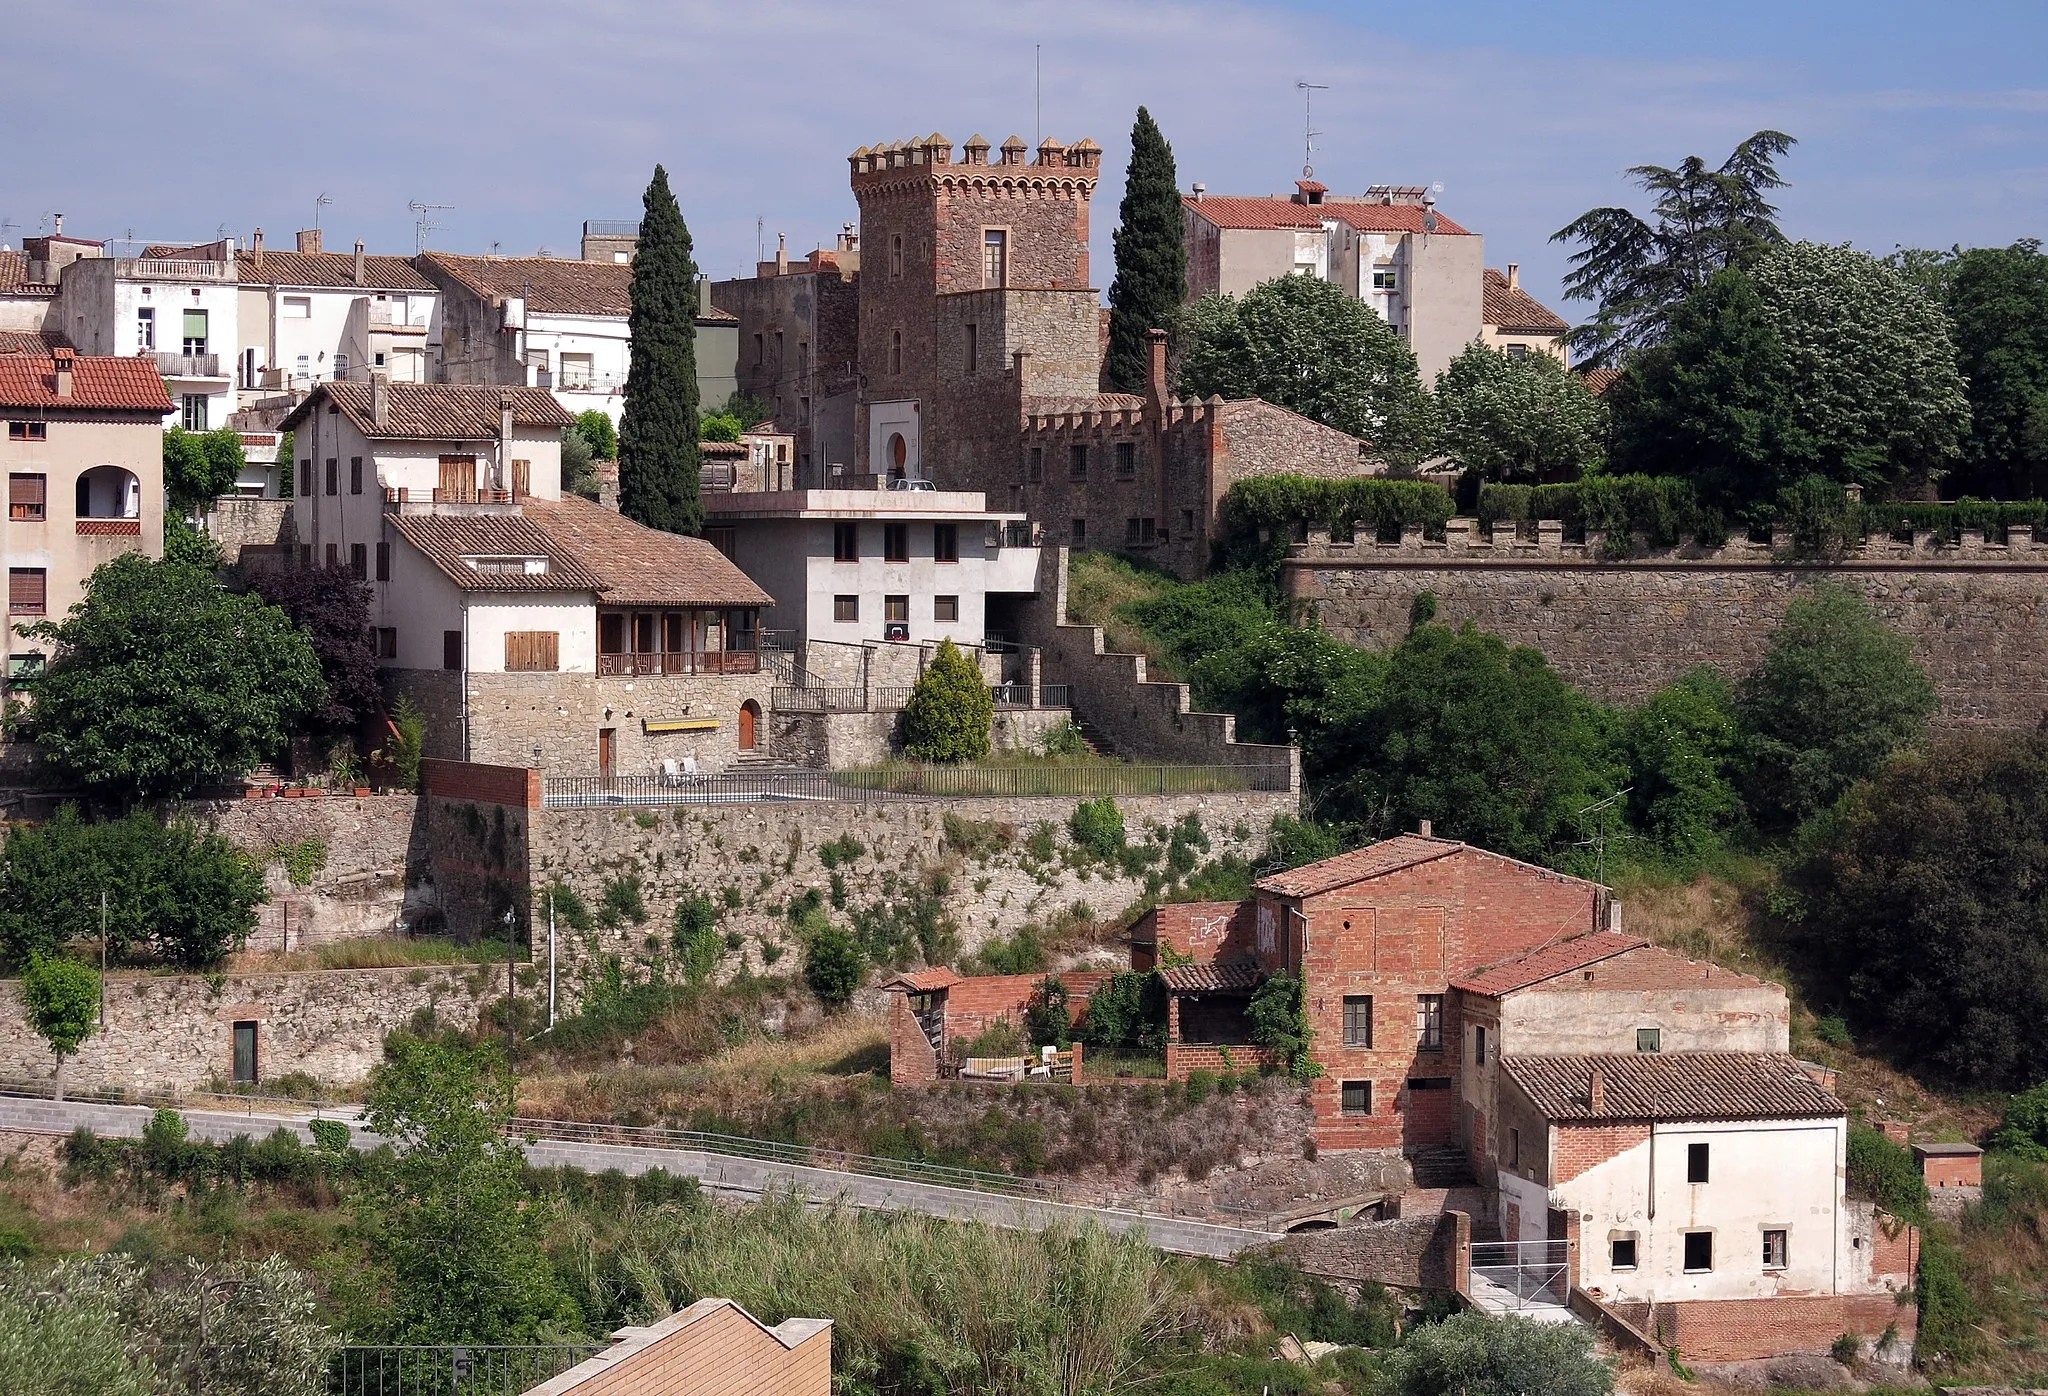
left=156, top=351, right=224, bottom=379
left=597, top=651, right=761, bottom=677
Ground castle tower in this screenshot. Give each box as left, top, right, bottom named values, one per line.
left=847, top=132, right=1102, bottom=482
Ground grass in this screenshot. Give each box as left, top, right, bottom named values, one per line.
left=1064, top=550, right=1181, bottom=675
left=830, top=761, right=1267, bottom=796
left=228, top=936, right=520, bottom=974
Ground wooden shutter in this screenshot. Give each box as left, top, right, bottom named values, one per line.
left=8, top=473, right=45, bottom=520
left=511, top=458, right=531, bottom=500
left=438, top=455, right=476, bottom=503
left=504, top=631, right=559, bottom=672
left=8, top=568, right=47, bottom=614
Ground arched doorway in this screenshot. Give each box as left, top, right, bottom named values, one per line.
left=738, top=699, right=760, bottom=752
left=887, top=432, right=907, bottom=481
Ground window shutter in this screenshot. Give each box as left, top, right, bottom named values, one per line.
left=182, top=310, right=208, bottom=340
left=9, top=474, right=45, bottom=513
left=504, top=631, right=559, bottom=672
left=8, top=568, right=47, bottom=614
left=511, top=459, right=531, bottom=500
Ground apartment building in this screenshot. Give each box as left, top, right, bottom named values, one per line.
left=236, top=229, right=438, bottom=398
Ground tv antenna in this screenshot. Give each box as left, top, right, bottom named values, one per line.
left=313, top=192, right=334, bottom=231
left=408, top=200, right=452, bottom=253
left=1574, top=787, right=1634, bottom=890
left=1035, top=44, right=1043, bottom=147
left=1296, top=80, right=1327, bottom=179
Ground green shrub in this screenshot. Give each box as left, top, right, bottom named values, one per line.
left=971, top=926, right=1046, bottom=977
left=1845, top=1125, right=1929, bottom=1221
left=673, top=894, right=723, bottom=986
left=1068, top=797, right=1126, bottom=861
left=901, top=639, right=993, bottom=763
left=1080, top=971, right=1167, bottom=1053
left=1248, top=973, right=1320, bottom=1081
left=271, top=838, right=328, bottom=888
left=962, top=1018, right=1029, bottom=1058
left=1913, top=1225, right=1977, bottom=1365
left=803, top=925, right=864, bottom=1007
left=308, top=1118, right=351, bottom=1155
left=817, top=835, right=866, bottom=870
left=1216, top=476, right=1455, bottom=546
left=545, top=882, right=592, bottom=934
left=1991, top=1081, right=2048, bottom=1159
left=1024, top=977, right=1072, bottom=1048
left=598, top=876, right=647, bottom=928
left=1385, top=1309, right=1611, bottom=1396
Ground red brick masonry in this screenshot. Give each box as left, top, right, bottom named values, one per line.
left=420, top=758, right=541, bottom=809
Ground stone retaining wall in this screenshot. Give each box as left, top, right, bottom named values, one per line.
left=1261, top=1210, right=1469, bottom=1291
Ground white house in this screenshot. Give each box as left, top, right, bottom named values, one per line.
left=41, top=238, right=239, bottom=431
left=236, top=229, right=438, bottom=400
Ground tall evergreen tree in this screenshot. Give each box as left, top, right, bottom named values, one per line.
left=618, top=165, right=703, bottom=534
left=1105, top=107, right=1187, bottom=395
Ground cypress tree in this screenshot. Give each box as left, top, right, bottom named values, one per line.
left=1105, top=107, right=1188, bottom=395
left=617, top=165, right=703, bottom=535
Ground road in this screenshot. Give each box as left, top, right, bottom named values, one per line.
left=0, top=1096, right=1280, bottom=1260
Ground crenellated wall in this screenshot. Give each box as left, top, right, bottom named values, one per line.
left=1284, top=521, right=2048, bottom=727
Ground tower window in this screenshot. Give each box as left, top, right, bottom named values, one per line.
left=983, top=230, right=1008, bottom=287
left=890, top=330, right=903, bottom=375
left=891, top=235, right=903, bottom=278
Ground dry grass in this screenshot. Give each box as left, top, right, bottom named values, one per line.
left=1063, top=552, right=1178, bottom=674
left=228, top=936, right=505, bottom=974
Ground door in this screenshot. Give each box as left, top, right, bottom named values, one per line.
left=232, top=1022, right=258, bottom=1085
left=438, top=455, right=476, bottom=503
left=598, top=728, right=615, bottom=781
left=738, top=701, right=759, bottom=752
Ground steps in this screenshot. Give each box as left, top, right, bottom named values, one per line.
left=1406, top=1145, right=1477, bottom=1190
left=1068, top=712, right=1118, bottom=758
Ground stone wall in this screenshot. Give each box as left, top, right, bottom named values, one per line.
left=203, top=496, right=295, bottom=566
left=1261, top=1210, right=1469, bottom=1292
left=182, top=792, right=427, bottom=949
left=0, top=965, right=487, bottom=1092
left=1283, top=524, right=2048, bottom=728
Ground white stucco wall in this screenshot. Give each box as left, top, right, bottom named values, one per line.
left=464, top=597, right=599, bottom=674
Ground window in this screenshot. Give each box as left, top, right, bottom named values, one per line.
left=282, top=296, right=311, bottom=319
left=964, top=323, right=977, bottom=373
left=325, top=543, right=339, bottom=568
left=9, top=474, right=46, bottom=521
left=884, top=522, right=909, bottom=562
left=375, top=541, right=390, bottom=581
left=1372, top=265, right=1398, bottom=291
left=8, top=568, right=47, bottom=615
left=1637, top=1027, right=1662, bottom=1053
left=442, top=630, right=462, bottom=670
left=232, top=1021, right=259, bottom=1085
left=349, top=543, right=367, bottom=580
left=1125, top=518, right=1140, bottom=545
left=1763, top=1229, right=1788, bottom=1270
left=1341, top=1080, right=1372, bottom=1116
left=983, top=229, right=1007, bottom=287
left=706, top=525, right=736, bottom=560
left=933, top=522, right=958, bottom=562
left=181, top=394, right=208, bottom=430
left=181, top=308, right=208, bottom=354
left=559, top=353, right=593, bottom=388
left=1473, top=1024, right=1487, bottom=1066
left=1070, top=518, right=1086, bottom=545
left=504, top=631, right=560, bottom=672
left=349, top=457, right=363, bottom=495
left=136, top=307, right=155, bottom=350
left=1342, top=996, right=1373, bottom=1047
left=6, top=422, right=47, bottom=441
left=1506, top=343, right=1531, bottom=360
left=890, top=330, right=903, bottom=374
left=1687, top=1142, right=1710, bottom=1184
left=1610, top=1236, right=1638, bottom=1270
left=324, top=458, right=338, bottom=496
left=1027, top=447, right=1043, bottom=483
left=934, top=595, right=959, bottom=622
left=1068, top=444, right=1088, bottom=478
left=799, top=341, right=809, bottom=373
left=1182, top=508, right=1196, bottom=534
left=774, top=331, right=783, bottom=366
left=1508, top=1127, right=1520, bottom=1168
left=753, top=333, right=764, bottom=364
left=891, top=234, right=903, bottom=278
left=1683, top=1232, right=1714, bottom=1272
left=1114, top=441, right=1136, bottom=479
left=833, top=522, right=859, bottom=562
left=375, top=627, right=397, bottom=659
left=884, top=595, right=909, bottom=624
left=298, top=460, right=312, bottom=497
left=6, top=652, right=43, bottom=683
left=833, top=595, right=858, bottom=623
left=334, top=352, right=350, bottom=381
left=1417, top=995, right=1444, bottom=1050
left=295, top=354, right=310, bottom=380
left=373, top=351, right=386, bottom=368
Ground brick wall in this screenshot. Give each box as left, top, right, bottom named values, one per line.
left=1132, top=901, right=1259, bottom=968
left=526, top=1299, right=831, bottom=1396
left=889, top=992, right=942, bottom=1086
left=422, top=759, right=540, bottom=808
left=1552, top=1122, right=1652, bottom=1184
left=1919, top=1153, right=1983, bottom=1188
left=1166, top=1042, right=1283, bottom=1077
left=1630, top=1294, right=1918, bottom=1364
left=1284, top=527, right=2048, bottom=728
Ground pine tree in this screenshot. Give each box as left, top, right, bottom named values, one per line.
left=1105, top=107, right=1187, bottom=395
left=618, top=165, right=703, bottom=535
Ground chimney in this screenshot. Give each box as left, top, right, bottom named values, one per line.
left=371, top=372, right=390, bottom=431
left=1191, top=182, right=1205, bottom=203
left=776, top=231, right=788, bottom=276
left=297, top=228, right=322, bottom=255
left=1418, top=818, right=1432, bottom=838
left=1588, top=1066, right=1605, bottom=1114
left=499, top=391, right=515, bottom=489
left=1506, top=262, right=1520, bottom=292
left=1421, top=192, right=1439, bottom=235
left=354, top=239, right=366, bottom=286
left=52, top=213, right=62, bottom=237
left=1145, top=327, right=1169, bottom=416
left=252, top=228, right=265, bottom=271
left=52, top=345, right=74, bottom=399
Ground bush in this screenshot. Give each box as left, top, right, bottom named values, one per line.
left=1080, top=971, right=1166, bottom=1053
left=598, top=876, right=647, bottom=928
left=1248, top=973, right=1319, bottom=1080
left=1215, top=475, right=1454, bottom=548
left=1992, top=1081, right=2048, bottom=1159
left=1384, top=1310, right=1612, bottom=1396
left=1845, top=1125, right=1929, bottom=1221
left=573, top=408, right=617, bottom=460
left=901, top=639, right=993, bottom=763
left=1024, top=977, right=1072, bottom=1048
left=1068, top=797, right=1126, bottom=861
left=1476, top=474, right=1718, bottom=550
left=673, top=894, right=723, bottom=986
left=803, top=925, right=864, bottom=1007
left=962, top=1018, right=1029, bottom=1058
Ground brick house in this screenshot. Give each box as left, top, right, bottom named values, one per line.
left=883, top=967, right=1115, bottom=1085
left=524, top=1298, right=830, bottom=1396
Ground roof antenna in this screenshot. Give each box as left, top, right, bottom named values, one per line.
left=408, top=200, right=453, bottom=254
left=1296, top=80, right=1327, bottom=179
left=313, top=192, right=334, bottom=231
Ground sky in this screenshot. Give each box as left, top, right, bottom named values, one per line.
left=8, top=0, right=2045, bottom=323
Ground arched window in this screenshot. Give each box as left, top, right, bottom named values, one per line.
left=890, top=330, right=902, bottom=375
left=75, top=465, right=141, bottom=519
left=890, top=235, right=903, bottom=278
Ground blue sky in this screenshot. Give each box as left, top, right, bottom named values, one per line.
left=9, top=0, right=2044, bottom=323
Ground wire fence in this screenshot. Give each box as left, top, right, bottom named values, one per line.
left=327, top=1344, right=604, bottom=1395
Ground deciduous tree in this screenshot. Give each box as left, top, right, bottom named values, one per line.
left=162, top=427, right=246, bottom=515
left=617, top=165, right=703, bottom=535
left=22, top=954, right=98, bottom=1101
left=1941, top=239, right=2048, bottom=498
left=1433, top=343, right=1606, bottom=481
left=245, top=564, right=380, bottom=738
left=1106, top=106, right=1187, bottom=394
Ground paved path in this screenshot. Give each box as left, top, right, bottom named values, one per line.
left=0, top=1097, right=1279, bottom=1260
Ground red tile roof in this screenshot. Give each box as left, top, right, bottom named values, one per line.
left=1185, top=195, right=1473, bottom=236
left=1254, top=835, right=1463, bottom=898
left=1579, top=365, right=1622, bottom=396
left=0, top=251, right=56, bottom=295
left=881, top=968, right=961, bottom=993
left=523, top=496, right=773, bottom=609
left=0, top=330, right=70, bottom=355
left=1159, top=962, right=1266, bottom=993
left=1452, top=933, right=1647, bottom=997
left=0, top=354, right=173, bottom=413
left=420, top=251, right=633, bottom=317
left=280, top=381, right=572, bottom=440
left=238, top=249, right=437, bottom=291
left=1483, top=269, right=1569, bottom=335
left=1503, top=1053, right=1845, bottom=1123
left=389, top=513, right=608, bottom=593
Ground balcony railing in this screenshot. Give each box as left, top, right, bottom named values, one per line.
left=327, top=1344, right=604, bottom=1395
left=774, top=682, right=1073, bottom=713
left=156, top=351, right=223, bottom=378
left=597, top=651, right=760, bottom=677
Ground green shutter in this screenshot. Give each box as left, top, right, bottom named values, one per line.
left=182, top=310, right=208, bottom=340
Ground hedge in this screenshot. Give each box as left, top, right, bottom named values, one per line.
left=1476, top=475, right=1725, bottom=550
left=1214, top=476, right=1454, bottom=545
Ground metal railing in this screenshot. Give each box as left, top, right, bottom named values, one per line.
left=1040, top=684, right=1072, bottom=709
left=771, top=685, right=869, bottom=713
left=1469, top=1239, right=1571, bottom=1310
left=327, top=1344, right=604, bottom=1395
left=540, top=762, right=1288, bottom=807
left=598, top=650, right=759, bottom=677
left=991, top=682, right=1031, bottom=707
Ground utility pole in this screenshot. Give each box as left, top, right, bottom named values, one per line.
left=547, top=889, right=557, bottom=1031
left=504, top=905, right=517, bottom=1059
left=1575, top=787, right=1632, bottom=910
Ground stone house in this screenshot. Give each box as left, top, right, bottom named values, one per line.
left=0, top=348, right=170, bottom=678
left=278, top=378, right=773, bottom=775
left=710, top=235, right=862, bottom=483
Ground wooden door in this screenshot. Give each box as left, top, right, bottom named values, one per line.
left=438, top=454, right=476, bottom=503
left=738, top=702, right=758, bottom=752
left=598, top=728, right=615, bottom=780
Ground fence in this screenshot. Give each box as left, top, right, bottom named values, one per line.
left=540, top=763, right=1290, bottom=807
left=1468, top=1239, right=1571, bottom=1311
left=327, top=1344, right=604, bottom=1395
left=773, top=683, right=1071, bottom=714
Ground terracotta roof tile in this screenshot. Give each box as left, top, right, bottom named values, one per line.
left=1483, top=269, right=1569, bottom=335
left=1159, top=962, right=1266, bottom=993
left=1452, top=933, right=1647, bottom=996
left=1579, top=365, right=1622, bottom=396
left=881, top=968, right=962, bottom=993
left=238, top=250, right=437, bottom=291
left=1184, top=196, right=1473, bottom=236
left=1254, top=835, right=1463, bottom=898
left=0, top=330, right=70, bottom=355
left=0, top=251, right=56, bottom=296
left=0, top=354, right=173, bottom=412
left=420, top=251, right=634, bottom=317
left=522, top=496, right=773, bottom=608
left=1503, top=1052, right=1844, bottom=1123
left=700, top=440, right=748, bottom=458
left=280, top=382, right=572, bottom=440
left=389, top=513, right=607, bottom=593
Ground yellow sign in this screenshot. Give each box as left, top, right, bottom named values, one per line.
left=644, top=717, right=720, bottom=734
